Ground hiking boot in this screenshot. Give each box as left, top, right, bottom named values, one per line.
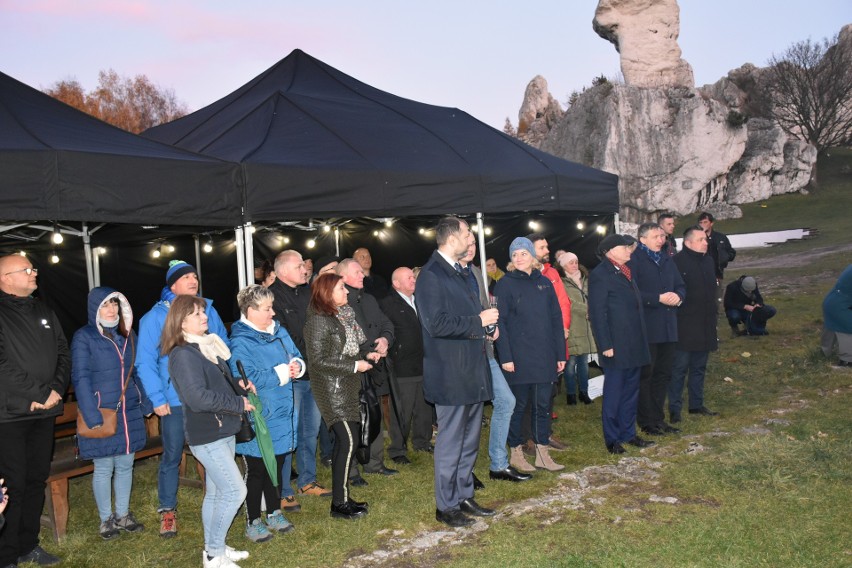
left=245, top=518, right=273, bottom=543
left=159, top=509, right=177, bottom=538
left=510, top=445, right=536, bottom=473
left=298, top=481, right=332, bottom=497
left=114, top=511, right=144, bottom=532
left=534, top=444, right=565, bottom=471
left=266, top=510, right=294, bottom=534
left=99, top=515, right=120, bottom=540
left=281, top=495, right=301, bottom=512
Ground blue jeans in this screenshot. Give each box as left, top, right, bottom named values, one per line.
left=668, top=350, right=709, bottom=414
left=190, top=436, right=247, bottom=559
left=726, top=305, right=776, bottom=335
left=564, top=354, right=590, bottom=395
left=158, top=406, right=184, bottom=511
left=93, top=453, right=135, bottom=522
left=488, top=358, right=515, bottom=471
left=280, top=451, right=295, bottom=498
left=293, top=380, right=321, bottom=489
left=508, top=383, right=552, bottom=447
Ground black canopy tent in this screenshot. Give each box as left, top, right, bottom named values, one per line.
left=144, top=49, right=619, bottom=220
left=0, top=71, right=243, bottom=226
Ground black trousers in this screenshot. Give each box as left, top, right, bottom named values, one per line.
left=388, top=376, right=433, bottom=457
left=330, top=421, right=360, bottom=506
left=637, top=342, right=676, bottom=430
left=0, top=418, right=55, bottom=566
left=242, top=453, right=287, bottom=522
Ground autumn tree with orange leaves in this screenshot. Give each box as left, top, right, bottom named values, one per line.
left=44, top=69, right=188, bottom=133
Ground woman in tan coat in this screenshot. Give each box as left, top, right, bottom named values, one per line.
left=559, top=252, right=596, bottom=405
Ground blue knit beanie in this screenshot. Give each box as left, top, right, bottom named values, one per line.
left=166, top=260, right=197, bottom=288
left=509, top=237, right=535, bottom=258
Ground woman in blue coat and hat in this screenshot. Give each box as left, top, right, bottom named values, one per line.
left=71, top=287, right=152, bottom=539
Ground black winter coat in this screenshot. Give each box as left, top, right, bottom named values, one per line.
left=167, top=345, right=244, bottom=447
left=707, top=230, right=736, bottom=279
left=269, top=279, right=311, bottom=380
left=346, top=285, right=394, bottom=393
left=674, top=247, right=719, bottom=352
left=0, top=290, right=70, bottom=423
left=303, top=310, right=362, bottom=427
left=588, top=260, right=651, bottom=370
left=379, top=292, right=423, bottom=378
left=628, top=247, right=686, bottom=344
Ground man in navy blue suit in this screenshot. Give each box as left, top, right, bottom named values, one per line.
left=588, top=234, right=655, bottom=455
left=417, top=217, right=498, bottom=527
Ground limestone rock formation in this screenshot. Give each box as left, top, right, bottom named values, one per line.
left=517, top=75, right=564, bottom=147
left=593, top=0, right=694, bottom=89
left=541, top=84, right=747, bottom=223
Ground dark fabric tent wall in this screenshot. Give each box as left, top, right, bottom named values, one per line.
left=0, top=71, right=243, bottom=226
left=144, top=49, right=619, bottom=220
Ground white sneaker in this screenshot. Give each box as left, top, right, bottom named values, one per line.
left=225, top=546, right=250, bottom=561
left=202, top=551, right=241, bottom=568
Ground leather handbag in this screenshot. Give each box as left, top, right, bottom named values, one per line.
left=356, top=372, right=382, bottom=464
left=78, top=335, right=135, bottom=439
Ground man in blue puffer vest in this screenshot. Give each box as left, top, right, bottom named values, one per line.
left=136, top=260, right=229, bottom=538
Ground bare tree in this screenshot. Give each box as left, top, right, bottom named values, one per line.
left=763, top=33, right=852, bottom=153
left=503, top=117, right=517, bottom=138
left=44, top=69, right=188, bottom=133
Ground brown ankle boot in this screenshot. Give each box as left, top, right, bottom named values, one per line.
left=510, top=445, right=536, bottom=473
left=534, top=444, right=565, bottom=471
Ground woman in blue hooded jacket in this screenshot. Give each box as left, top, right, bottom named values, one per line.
left=229, top=285, right=304, bottom=542
left=71, top=287, right=152, bottom=540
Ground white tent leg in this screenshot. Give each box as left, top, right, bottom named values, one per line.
left=235, top=225, right=247, bottom=289
left=476, top=212, right=488, bottom=294
left=194, top=235, right=203, bottom=297
left=243, top=222, right=254, bottom=290
left=82, top=222, right=95, bottom=291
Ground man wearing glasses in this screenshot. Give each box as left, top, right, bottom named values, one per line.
left=0, top=255, right=70, bottom=567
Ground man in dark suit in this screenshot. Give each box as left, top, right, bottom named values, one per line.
left=698, top=212, right=736, bottom=311
left=630, top=222, right=686, bottom=436
left=336, top=258, right=397, bottom=481
left=417, top=217, right=498, bottom=527
left=379, top=267, right=433, bottom=463
left=588, top=234, right=654, bottom=455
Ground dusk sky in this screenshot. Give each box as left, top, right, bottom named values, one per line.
left=2, top=1, right=849, bottom=130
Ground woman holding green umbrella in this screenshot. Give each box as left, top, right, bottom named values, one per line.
left=230, top=285, right=304, bottom=543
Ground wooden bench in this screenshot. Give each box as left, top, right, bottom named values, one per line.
left=41, top=392, right=204, bottom=541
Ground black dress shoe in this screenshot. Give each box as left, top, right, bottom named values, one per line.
left=349, top=475, right=368, bottom=487
left=391, top=455, right=411, bottom=465
left=347, top=498, right=368, bottom=512
left=660, top=423, right=681, bottom=434
left=578, top=391, right=593, bottom=404
left=627, top=436, right=655, bottom=448
left=365, top=465, right=399, bottom=476
left=331, top=501, right=368, bottom=520
left=566, top=394, right=577, bottom=405
left=472, top=473, right=485, bottom=491
left=688, top=406, right=719, bottom=416
left=416, top=445, right=435, bottom=453
left=489, top=466, right=532, bottom=482
left=320, top=456, right=332, bottom=468
left=670, top=411, right=682, bottom=424
left=641, top=425, right=664, bottom=436
left=607, top=442, right=626, bottom=454
left=435, top=508, right=474, bottom=528
left=459, top=498, right=496, bottom=517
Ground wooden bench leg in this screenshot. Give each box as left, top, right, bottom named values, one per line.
left=45, top=479, right=69, bottom=542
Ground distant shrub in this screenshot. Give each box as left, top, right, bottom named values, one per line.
left=727, top=110, right=748, bottom=128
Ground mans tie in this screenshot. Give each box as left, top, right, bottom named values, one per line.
left=460, top=265, right=480, bottom=300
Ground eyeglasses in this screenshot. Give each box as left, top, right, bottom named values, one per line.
left=4, top=267, right=38, bottom=276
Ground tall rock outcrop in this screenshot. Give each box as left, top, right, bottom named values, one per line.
left=593, top=0, right=694, bottom=89
left=520, top=0, right=821, bottom=222
left=517, top=75, right=564, bottom=147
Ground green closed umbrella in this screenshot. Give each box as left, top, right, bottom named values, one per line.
left=247, top=392, right=278, bottom=487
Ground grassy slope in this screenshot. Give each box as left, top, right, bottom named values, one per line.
left=53, top=150, right=851, bottom=567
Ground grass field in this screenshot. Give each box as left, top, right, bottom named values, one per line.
left=48, top=149, right=852, bottom=567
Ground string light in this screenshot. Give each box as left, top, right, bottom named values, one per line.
left=18, top=251, right=26, bottom=257
left=166, top=244, right=175, bottom=253
left=96, top=247, right=107, bottom=255
left=595, top=225, right=607, bottom=235
left=418, top=228, right=426, bottom=235
left=203, top=241, right=213, bottom=253
left=372, top=230, right=380, bottom=237
left=323, top=225, right=331, bottom=233
left=528, top=220, right=540, bottom=231
left=51, top=225, right=63, bottom=244
left=306, top=239, right=316, bottom=249
left=484, top=227, right=493, bottom=236
left=152, top=245, right=161, bottom=258
left=576, top=222, right=585, bottom=230
left=50, top=252, right=60, bottom=264
left=384, top=219, right=393, bottom=228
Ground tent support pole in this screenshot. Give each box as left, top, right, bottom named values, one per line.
left=82, top=223, right=95, bottom=291
left=475, top=212, right=488, bottom=295
left=334, top=227, right=340, bottom=257
left=243, top=222, right=254, bottom=290
left=614, top=212, right=620, bottom=234
left=194, top=235, right=203, bottom=297
left=235, top=226, right=247, bottom=289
